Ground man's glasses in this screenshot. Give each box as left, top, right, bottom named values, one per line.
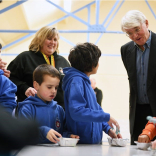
left=126, top=27, right=141, bottom=38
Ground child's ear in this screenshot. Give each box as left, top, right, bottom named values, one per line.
left=33, top=81, right=39, bottom=90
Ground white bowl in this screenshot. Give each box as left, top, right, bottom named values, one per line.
left=107, top=137, right=128, bottom=147
left=58, top=137, right=79, bottom=147
left=134, top=141, right=151, bottom=150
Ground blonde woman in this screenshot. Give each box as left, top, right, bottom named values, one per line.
left=8, top=26, right=70, bottom=110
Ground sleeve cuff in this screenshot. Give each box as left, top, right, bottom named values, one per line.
left=140, top=129, right=153, bottom=141
left=103, top=113, right=110, bottom=122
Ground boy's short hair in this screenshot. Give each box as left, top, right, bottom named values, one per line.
left=68, top=42, right=101, bottom=73
left=33, top=64, right=61, bottom=85
left=0, top=43, right=2, bottom=49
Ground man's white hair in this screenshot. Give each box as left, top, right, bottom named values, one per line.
left=121, top=10, right=147, bottom=32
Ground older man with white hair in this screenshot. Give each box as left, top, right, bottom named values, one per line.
left=121, top=10, right=156, bottom=145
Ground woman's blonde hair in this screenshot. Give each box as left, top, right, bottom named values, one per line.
left=29, top=26, right=59, bottom=53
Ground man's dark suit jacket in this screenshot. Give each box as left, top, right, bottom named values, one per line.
left=121, top=31, right=156, bottom=136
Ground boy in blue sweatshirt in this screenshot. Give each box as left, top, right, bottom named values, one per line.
left=62, top=42, right=122, bottom=144
left=0, top=44, right=15, bottom=114
left=0, top=69, right=17, bottom=114
left=18, top=64, right=79, bottom=144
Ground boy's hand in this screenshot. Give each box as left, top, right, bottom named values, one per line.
left=108, top=129, right=122, bottom=139
left=70, top=134, right=80, bottom=139
left=117, top=133, right=122, bottom=139
left=46, top=129, right=62, bottom=143
left=25, top=87, right=37, bottom=97
left=108, top=129, right=117, bottom=138
left=138, top=135, right=150, bottom=143
left=107, top=116, right=120, bottom=130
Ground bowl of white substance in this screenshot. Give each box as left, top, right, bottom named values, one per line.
left=108, top=137, right=128, bottom=147
left=134, top=141, right=151, bottom=150
left=58, top=137, right=79, bottom=147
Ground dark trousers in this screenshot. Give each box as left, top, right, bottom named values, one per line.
left=131, top=104, right=153, bottom=145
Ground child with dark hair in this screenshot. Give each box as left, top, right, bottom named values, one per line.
left=62, top=42, right=122, bottom=144
left=18, top=64, right=79, bottom=144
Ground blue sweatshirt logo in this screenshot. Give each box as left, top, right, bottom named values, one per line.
left=55, top=117, right=61, bottom=130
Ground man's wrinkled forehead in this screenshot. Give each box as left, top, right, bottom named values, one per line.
left=125, top=26, right=140, bottom=32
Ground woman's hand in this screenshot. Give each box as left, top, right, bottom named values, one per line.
left=25, top=87, right=37, bottom=97
left=46, top=129, right=62, bottom=143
